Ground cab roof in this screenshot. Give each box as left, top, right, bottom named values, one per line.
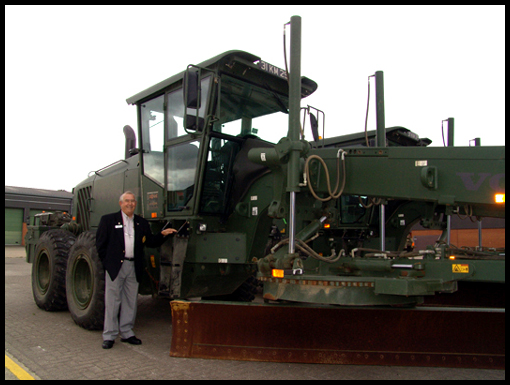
left=126, top=50, right=317, bottom=105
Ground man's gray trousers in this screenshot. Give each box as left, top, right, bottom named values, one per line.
left=103, top=260, right=139, bottom=341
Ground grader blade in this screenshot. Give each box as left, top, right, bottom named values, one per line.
left=170, top=300, right=504, bottom=369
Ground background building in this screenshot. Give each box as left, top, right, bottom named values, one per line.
left=5, top=186, right=73, bottom=245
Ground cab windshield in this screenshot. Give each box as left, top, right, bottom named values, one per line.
left=213, top=75, right=289, bottom=143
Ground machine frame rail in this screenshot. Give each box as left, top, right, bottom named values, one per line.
left=170, top=300, right=504, bottom=369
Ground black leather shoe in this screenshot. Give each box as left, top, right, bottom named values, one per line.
left=121, top=336, right=142, bottom=345
left=102, top=340, right=115, bottom=349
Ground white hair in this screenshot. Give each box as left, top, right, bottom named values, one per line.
left=119, top=191, right=136, bottom=202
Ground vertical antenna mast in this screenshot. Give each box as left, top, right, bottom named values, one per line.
left=375, top=71, right=386, bottom=250
left=287, top=15, right=302, bottom=255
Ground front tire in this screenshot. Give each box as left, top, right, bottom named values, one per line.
left=66, top=231, right=105, bottom=330
left=32, top=229, right=76, bottom=311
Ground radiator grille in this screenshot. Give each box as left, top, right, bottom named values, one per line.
left=76, top=186, right=92, bottom=231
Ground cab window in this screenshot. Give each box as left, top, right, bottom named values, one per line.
left=166, top=141, right=200, bottom=211
left=140, top=95, right=165, bottom=185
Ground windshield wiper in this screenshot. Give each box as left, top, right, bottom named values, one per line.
left=263, top=82, right=288, bottom=114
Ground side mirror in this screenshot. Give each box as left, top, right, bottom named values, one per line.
left=304, top=106, right=324, bottom=143
left=309, top=113, right=319, bottom=142
left=123, top=125, right=137, bottom=159
left=184, top=69, right=200, bottom=109
left=183, top=66, right=213, bottom=132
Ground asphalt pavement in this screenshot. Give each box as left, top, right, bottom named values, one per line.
left=5, top=246, right=505, bottom=380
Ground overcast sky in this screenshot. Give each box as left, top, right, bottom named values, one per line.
left=5, top=5, right=505, bottom=192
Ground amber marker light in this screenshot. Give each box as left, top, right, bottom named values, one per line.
left=449, top=256, right=456, bottom=260
left=495, top=193, right=505, bottom=203
left=272, top=269, right=284, bottom=278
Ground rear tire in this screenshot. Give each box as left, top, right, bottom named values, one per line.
left=32, top=229, right=76, bottom=311
left=66, top=231, right=105, bottom=330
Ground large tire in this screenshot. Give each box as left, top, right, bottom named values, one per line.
left=66, top=231, right=105, bottom=330
left=32, top=229, right=76, bottom=311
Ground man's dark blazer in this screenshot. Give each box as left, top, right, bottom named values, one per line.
left=96, top=211, right=167, bottom=282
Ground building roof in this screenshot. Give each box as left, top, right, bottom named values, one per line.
left=5, top=186, right=73, bottom=199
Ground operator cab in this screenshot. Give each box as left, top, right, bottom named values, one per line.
left=127, top=51, right=317, bottom=219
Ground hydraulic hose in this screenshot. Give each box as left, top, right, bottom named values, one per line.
left=270, top=236, right=344, bottom=264
left=304, top=150, right=347, bottom=202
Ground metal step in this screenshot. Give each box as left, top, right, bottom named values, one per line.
left=170, top=300, right=504, bottom=369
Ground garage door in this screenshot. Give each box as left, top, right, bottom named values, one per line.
left=5, top=208, right=23, bottom=245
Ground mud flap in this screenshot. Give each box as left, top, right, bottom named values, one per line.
left=170, top=300, right=504, bottom=369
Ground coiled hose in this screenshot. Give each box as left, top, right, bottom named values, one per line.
left=304, top=150, right=347, bottom=202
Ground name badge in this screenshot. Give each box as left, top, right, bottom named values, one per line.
left=115, top=224, right=123, bottom=229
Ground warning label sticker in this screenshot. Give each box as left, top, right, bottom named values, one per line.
left=452, top=264, right=469, bottom=273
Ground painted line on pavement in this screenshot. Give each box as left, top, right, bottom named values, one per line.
left=5, top=354, right=36, bottom=380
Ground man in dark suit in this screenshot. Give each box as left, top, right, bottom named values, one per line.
left=96, top=191, right=177, bottom=349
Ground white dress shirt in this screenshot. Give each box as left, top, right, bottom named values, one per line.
left=121, top=211, right=135, bottom=259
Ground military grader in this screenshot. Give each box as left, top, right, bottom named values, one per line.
left=26, top=16, right=504, bottom=369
